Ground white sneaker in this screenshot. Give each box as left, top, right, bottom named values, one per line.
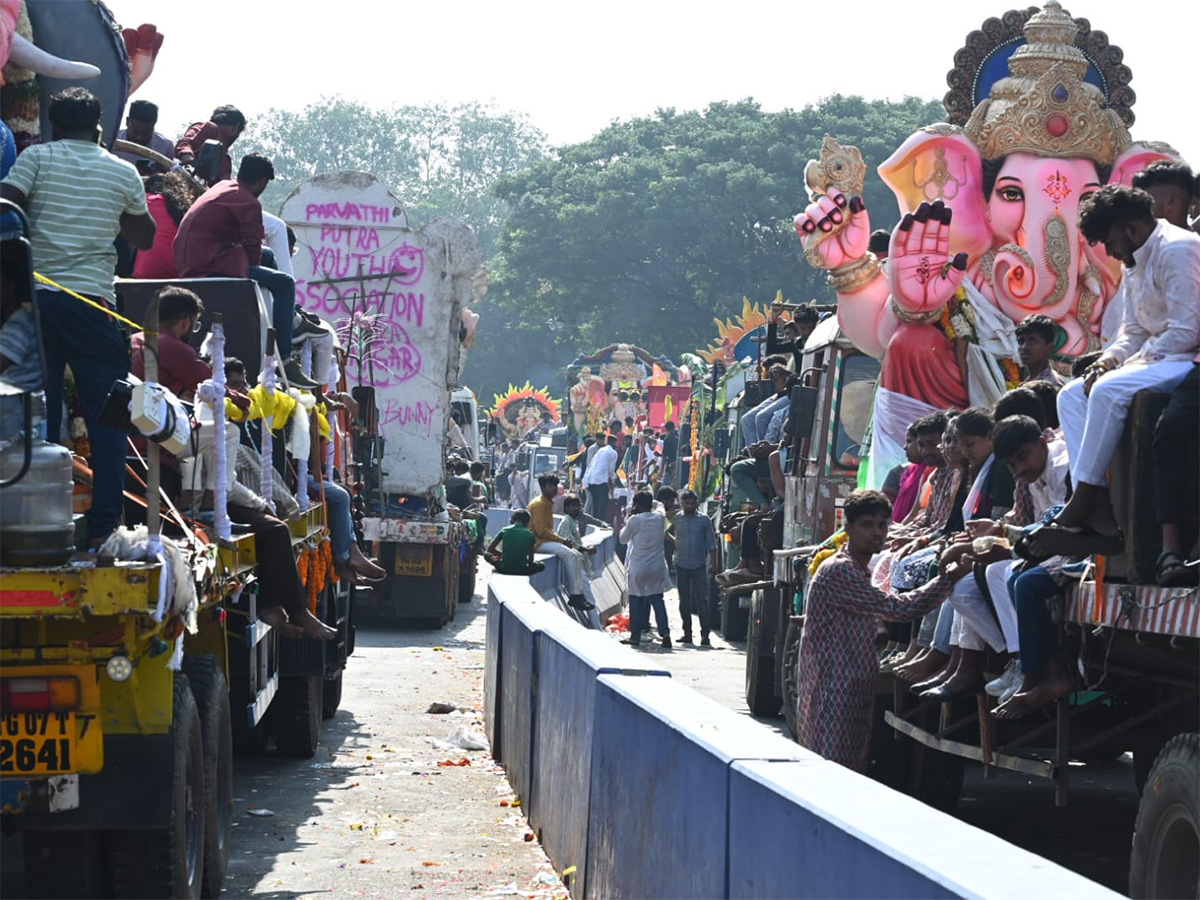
left=986, top=659, right=1022, bottom=698
left=999, top=678, right=1022, bottom=704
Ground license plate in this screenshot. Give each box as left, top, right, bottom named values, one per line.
left=394, top=545, right=434, bottom=577
left=1, top=712, right=78, bottom=775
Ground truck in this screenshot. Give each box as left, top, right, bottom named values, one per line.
left=0, top=197, right=354, bottom=899
left=282, top=173, right=487, bottom=627
left=754, top=319, right=1196, bottom=896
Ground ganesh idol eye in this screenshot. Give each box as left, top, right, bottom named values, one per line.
left=997, top=185, right=1025, bottom=202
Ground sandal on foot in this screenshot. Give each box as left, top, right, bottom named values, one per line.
left=1157, top=551, right=1198, bottom=587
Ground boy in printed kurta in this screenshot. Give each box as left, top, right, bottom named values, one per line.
left=795, top=490, right=971, bottom=772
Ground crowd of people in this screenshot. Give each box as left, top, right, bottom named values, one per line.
left=795, top=172, right=1200, bottom=772
left=0, top=87, right=377, bottom=640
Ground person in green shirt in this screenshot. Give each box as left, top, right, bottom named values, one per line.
left=486, top=510, right=544, bottom=576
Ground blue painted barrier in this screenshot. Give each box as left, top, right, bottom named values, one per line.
left=584, top=674, right=806, bottom=899
left=531, top=628, right=670, bottom=898
left=727, top=759, right=1118, bottom=899
left=483, top=578, right=506, bottom=752
left=498, top=592, right=576, bottom=808
left=487, top=576, right=1115, bottom=900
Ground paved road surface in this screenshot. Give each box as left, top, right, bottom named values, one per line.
left=2, top=586, right=567, bottom=900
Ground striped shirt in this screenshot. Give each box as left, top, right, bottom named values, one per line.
left=2, top=139, right=147, bottom=302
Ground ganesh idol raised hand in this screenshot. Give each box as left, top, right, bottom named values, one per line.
left=794, top=1, right=1185, bottom=485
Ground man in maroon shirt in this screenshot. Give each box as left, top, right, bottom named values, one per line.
left=174, top=153, right=316, bottom=387
left=131, top=286, right=334, bottom=641
left=175, top=105, right=245, bottom=185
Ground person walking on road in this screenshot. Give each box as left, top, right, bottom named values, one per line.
left=672, top=490, right=718, bottom=646
left=582, top=433, right=619, bottom=522
left=620, top=490, right=674, bottom=649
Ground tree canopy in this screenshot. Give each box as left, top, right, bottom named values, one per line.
left=239, top=97, right=547, bottom=256
left=462, top=95, right=945, bottom=401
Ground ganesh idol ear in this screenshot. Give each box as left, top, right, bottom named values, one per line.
left=878, top=125, right=990, bottom=261
left=1108, top=142, right=1185, bottom=188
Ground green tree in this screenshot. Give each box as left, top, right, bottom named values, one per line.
left=238, top=97, right=547, bottom=256
left=465, top=95, right=943, bottom=401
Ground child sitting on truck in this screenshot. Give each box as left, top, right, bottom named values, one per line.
left=486, top=510, right=544, bottom=576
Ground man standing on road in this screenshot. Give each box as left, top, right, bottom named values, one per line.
left=1, top=87, right=156, bottom=548
left=527, top=474, right=593, bottom=611
left=672, top=490, right=718, bottom=646
left=582, top=434, right=619, bottom=521
left=660, top=420, right=679, bottom=488
left=620, top=490, right=674, bottom=649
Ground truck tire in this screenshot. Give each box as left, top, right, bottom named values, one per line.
left=183, top=654, right=233, bottom=898
left=781, top=618, right=802, bottom=740
left=458, top=551, right=477, bottom=605
left=322, top=669, right=344, bottom=720
left=110, top=673, right=206, bottom=899
left=719, top=588, right=748, bottom=642
left=745, top=591, right=781, bottom=717
left=1129, top=733, right=1199, bottom=900
left=21, top=830, right=107, bottom=899
left=273, top=674, right=322, bottom=758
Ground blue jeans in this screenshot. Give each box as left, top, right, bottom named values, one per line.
left=740, top=394, right=788, bottom=447
left=35, top=289, right=129, bottom=540
left=676, top=565, right=711, bottom=636
left=629, top=593, right=668, bottom=643
left=730, top=457, right=769, bottom=507
left=310, top=475, right=351, bottom=561
left=248, top=265, right=295, bottom=357
left=1009, top=566, right=1059, bottom=676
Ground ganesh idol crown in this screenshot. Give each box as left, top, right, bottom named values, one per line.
left=794, top=0, right=1183, bottom=486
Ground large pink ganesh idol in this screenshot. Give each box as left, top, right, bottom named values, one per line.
left=795, top=1, right=1181, bottom=484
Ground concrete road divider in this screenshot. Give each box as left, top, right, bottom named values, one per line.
left=532, top=627, right=669, bottom=898
left=498, top=588, right=576, bottom=808
left=584, top=674, right=809, bottom=899
left=727, top=759, right=1120, bottom=899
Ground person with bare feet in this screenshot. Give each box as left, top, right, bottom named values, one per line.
left=915, top=408, right=1014, bottom=700
left=795, top=490, right=973, bottom=772
left=1054, top=186, right=1200, bottom=541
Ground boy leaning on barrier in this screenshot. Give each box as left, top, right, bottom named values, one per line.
left=486, top=510, right=544, bottom=577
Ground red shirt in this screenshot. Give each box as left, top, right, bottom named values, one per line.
left=173, top=180, right=263, bottom=278
left=175, top=121, right=233, bottom=182
left=132, top=194, right=179, bottom=279
left=130, top=331, right=213, bottom=398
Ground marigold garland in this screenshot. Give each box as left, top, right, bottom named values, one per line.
left=808, top=530, right=848, bottom=577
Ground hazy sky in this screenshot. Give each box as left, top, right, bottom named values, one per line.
left=113, top=0, right=1198, bottom=165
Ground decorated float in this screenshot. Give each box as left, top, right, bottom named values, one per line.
left=488, top=382, right=561, bottom=442
left=793, top=0, right=1184, bottom=486
left=563, top=343, right=691, bottom=440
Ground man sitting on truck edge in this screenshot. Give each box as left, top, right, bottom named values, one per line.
left=527, top=474, right=593, bottom=610
left=175, top=104, right=246, bottom=184
left=486, top=509, right=544, bottom=576
left=1, top=86, right=156, bottom=548
left=173, top=152, right=317, bottom=389
left=131, top=286, right=334, bottom=641
left=1052, top=185, right=1200, bottom=542
left=1132, top=161, right=1200, bottom=587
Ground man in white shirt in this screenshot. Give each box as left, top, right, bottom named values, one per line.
left=1055, top=185, right=1200, bottom=533
left=581, top=434, right=619, bottom=520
